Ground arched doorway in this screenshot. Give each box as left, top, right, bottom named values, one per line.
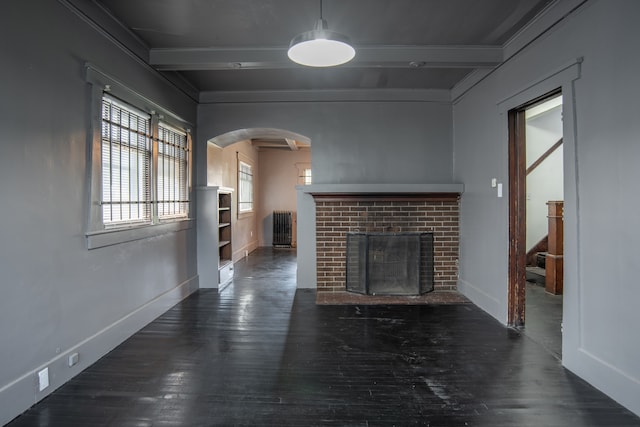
left=197, top=127, right=311, bottom=288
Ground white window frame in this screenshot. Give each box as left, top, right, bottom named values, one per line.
left=238, top=158, right=254, bottom=215
left=101, top=95, right=153, bottom=227
left=296, top=163, right=312, bottom=185
left=85, top=65, right=193, bottom=249
left=302, top=168, right=312, bottom=185
left=157, top=122, right=190, bottom=220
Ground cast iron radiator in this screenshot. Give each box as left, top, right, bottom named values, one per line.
left=346, top=232, right=434, bottom=295
left=273, top=211, right=293, bottom=247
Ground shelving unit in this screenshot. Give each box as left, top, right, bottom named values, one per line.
left=196, top=186, right=234, bottom=289
left=217, top=190, right=233, bottom=284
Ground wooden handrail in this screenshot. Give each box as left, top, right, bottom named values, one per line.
left=526, top=138, right=563, bottom=175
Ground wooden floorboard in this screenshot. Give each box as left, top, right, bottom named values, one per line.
left=523, top=281, right=563, bottom=358
left=8, top=248, right=640, bottom=426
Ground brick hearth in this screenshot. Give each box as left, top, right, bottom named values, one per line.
left=313, top=195, right=459, bottom=295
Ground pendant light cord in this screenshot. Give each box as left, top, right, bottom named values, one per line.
left=320, top=0, right=323, bottom=19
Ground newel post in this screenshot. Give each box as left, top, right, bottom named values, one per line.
left=545, top=201, right=564, bottom=294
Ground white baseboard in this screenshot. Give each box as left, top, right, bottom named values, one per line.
left=0, top=275, right=199, bottom=426
left=457, top=278, right=506, bottom=324
left=233, top=240, right=259, bottom=261
left=564, top=348, right=640, bottom=417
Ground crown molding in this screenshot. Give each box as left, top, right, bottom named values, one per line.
left=503, top=0, right=590, bottom=61
left=199, top=88, right=452, bottom=104
left=450, top=0, right=590, bottom=103
left=57, top=0, right=199, bottom=102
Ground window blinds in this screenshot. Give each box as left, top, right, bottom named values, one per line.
left=101, top=95, right=152, bottom=225
left=157, top=123, right=189, bottom=218
left=238, top=161, right=253, bottom=212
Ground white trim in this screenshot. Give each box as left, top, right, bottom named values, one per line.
left=0, top=276, right=199, bottom=426
left=493, top=59, right=583, bottom=382
left=86, top=64, right=193, bottom=128
left=503, top=0, right=590, bottom=61
left=451, top=1, right=590, bottom=104
left=85, top=66, right=193, bottom=245
left=457, top=278, right=506, bottom=323
left=58, top=0, right=199, bottom=102
left=496, top=59, right=582, bottom=110
left=200, top=89, right=452, bottom=104
left=451, top=69, right=493, bottom=104
left=571, top=348, right=640, bottom=417
left=237, top=156, right=254, bottom=214
left=86, top=219, right=193, bottom=249
left=301, top=183, right=464, bottom=194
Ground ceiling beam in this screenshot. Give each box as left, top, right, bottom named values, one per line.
left=150, top=45, right=503, bottom=71
left=285, top=138, right=299, bottom=151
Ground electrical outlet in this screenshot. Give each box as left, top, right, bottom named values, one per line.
left=68, top=352, right=79, bottom=367
left=38, top=367, right=49, bottom=391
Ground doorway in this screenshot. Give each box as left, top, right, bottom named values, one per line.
left=508, top=90, right=564, bottom=357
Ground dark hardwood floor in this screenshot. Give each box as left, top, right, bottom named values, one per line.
left=523, top=281, right=563, bottom=358
left=8, top=248, right=640, bottom=426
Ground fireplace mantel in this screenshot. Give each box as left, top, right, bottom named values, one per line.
left=301, top=183, right=464, bottom=196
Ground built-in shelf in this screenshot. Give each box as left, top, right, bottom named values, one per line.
left=217, top=189, right=233, bottom=285
left=196, top=186, right=234, bottom=289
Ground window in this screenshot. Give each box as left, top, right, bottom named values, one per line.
left=100, top=95, right=190, bottom=227
left=296, top=163, right=312, bottom=185
left=302, top=168, right=312, bottom=185
left=101, top=95, right=152, bottom=226
left=85, top=64, right=193, bottom=249
left=85, top=70, right=193, bottom=249
left=238, top=160, right=253, bottom=213
left=157, top=123, right=189, bottom=218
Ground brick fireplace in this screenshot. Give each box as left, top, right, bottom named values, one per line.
left=312, top=192, right=460, bottom=296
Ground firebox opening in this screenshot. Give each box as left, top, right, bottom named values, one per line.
left=346, top=232, right=434, bottom=296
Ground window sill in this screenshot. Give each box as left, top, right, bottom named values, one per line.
left=86, top=219, right=193, bottom=249
left=238, top=210, right=254, bottom=220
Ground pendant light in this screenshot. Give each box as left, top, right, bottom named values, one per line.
left=287, top=0, right=355, bottom=67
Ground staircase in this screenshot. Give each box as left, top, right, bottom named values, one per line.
left=525, top=201, right=564, bottom=295
left=526, top=252, right=546, bottom=285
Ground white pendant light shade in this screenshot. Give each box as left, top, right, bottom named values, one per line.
left=288, top=19, right=355, bottom=67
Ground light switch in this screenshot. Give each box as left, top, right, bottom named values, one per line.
left=497, top=183, right=503, bottom=198
left=491, top=178, right=497, bottom=188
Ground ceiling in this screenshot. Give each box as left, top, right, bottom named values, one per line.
left=94, top=0, right=555, bottom=94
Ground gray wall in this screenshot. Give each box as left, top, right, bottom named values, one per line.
left=198, top=101, right=454, bottom=185
left=0, top=1, right=198, bottom=424
left=198, top=100, right=454, bottom=291
left=453, top=0, right=640, bottom=416
left=3, top=0, right=639, bottom=422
